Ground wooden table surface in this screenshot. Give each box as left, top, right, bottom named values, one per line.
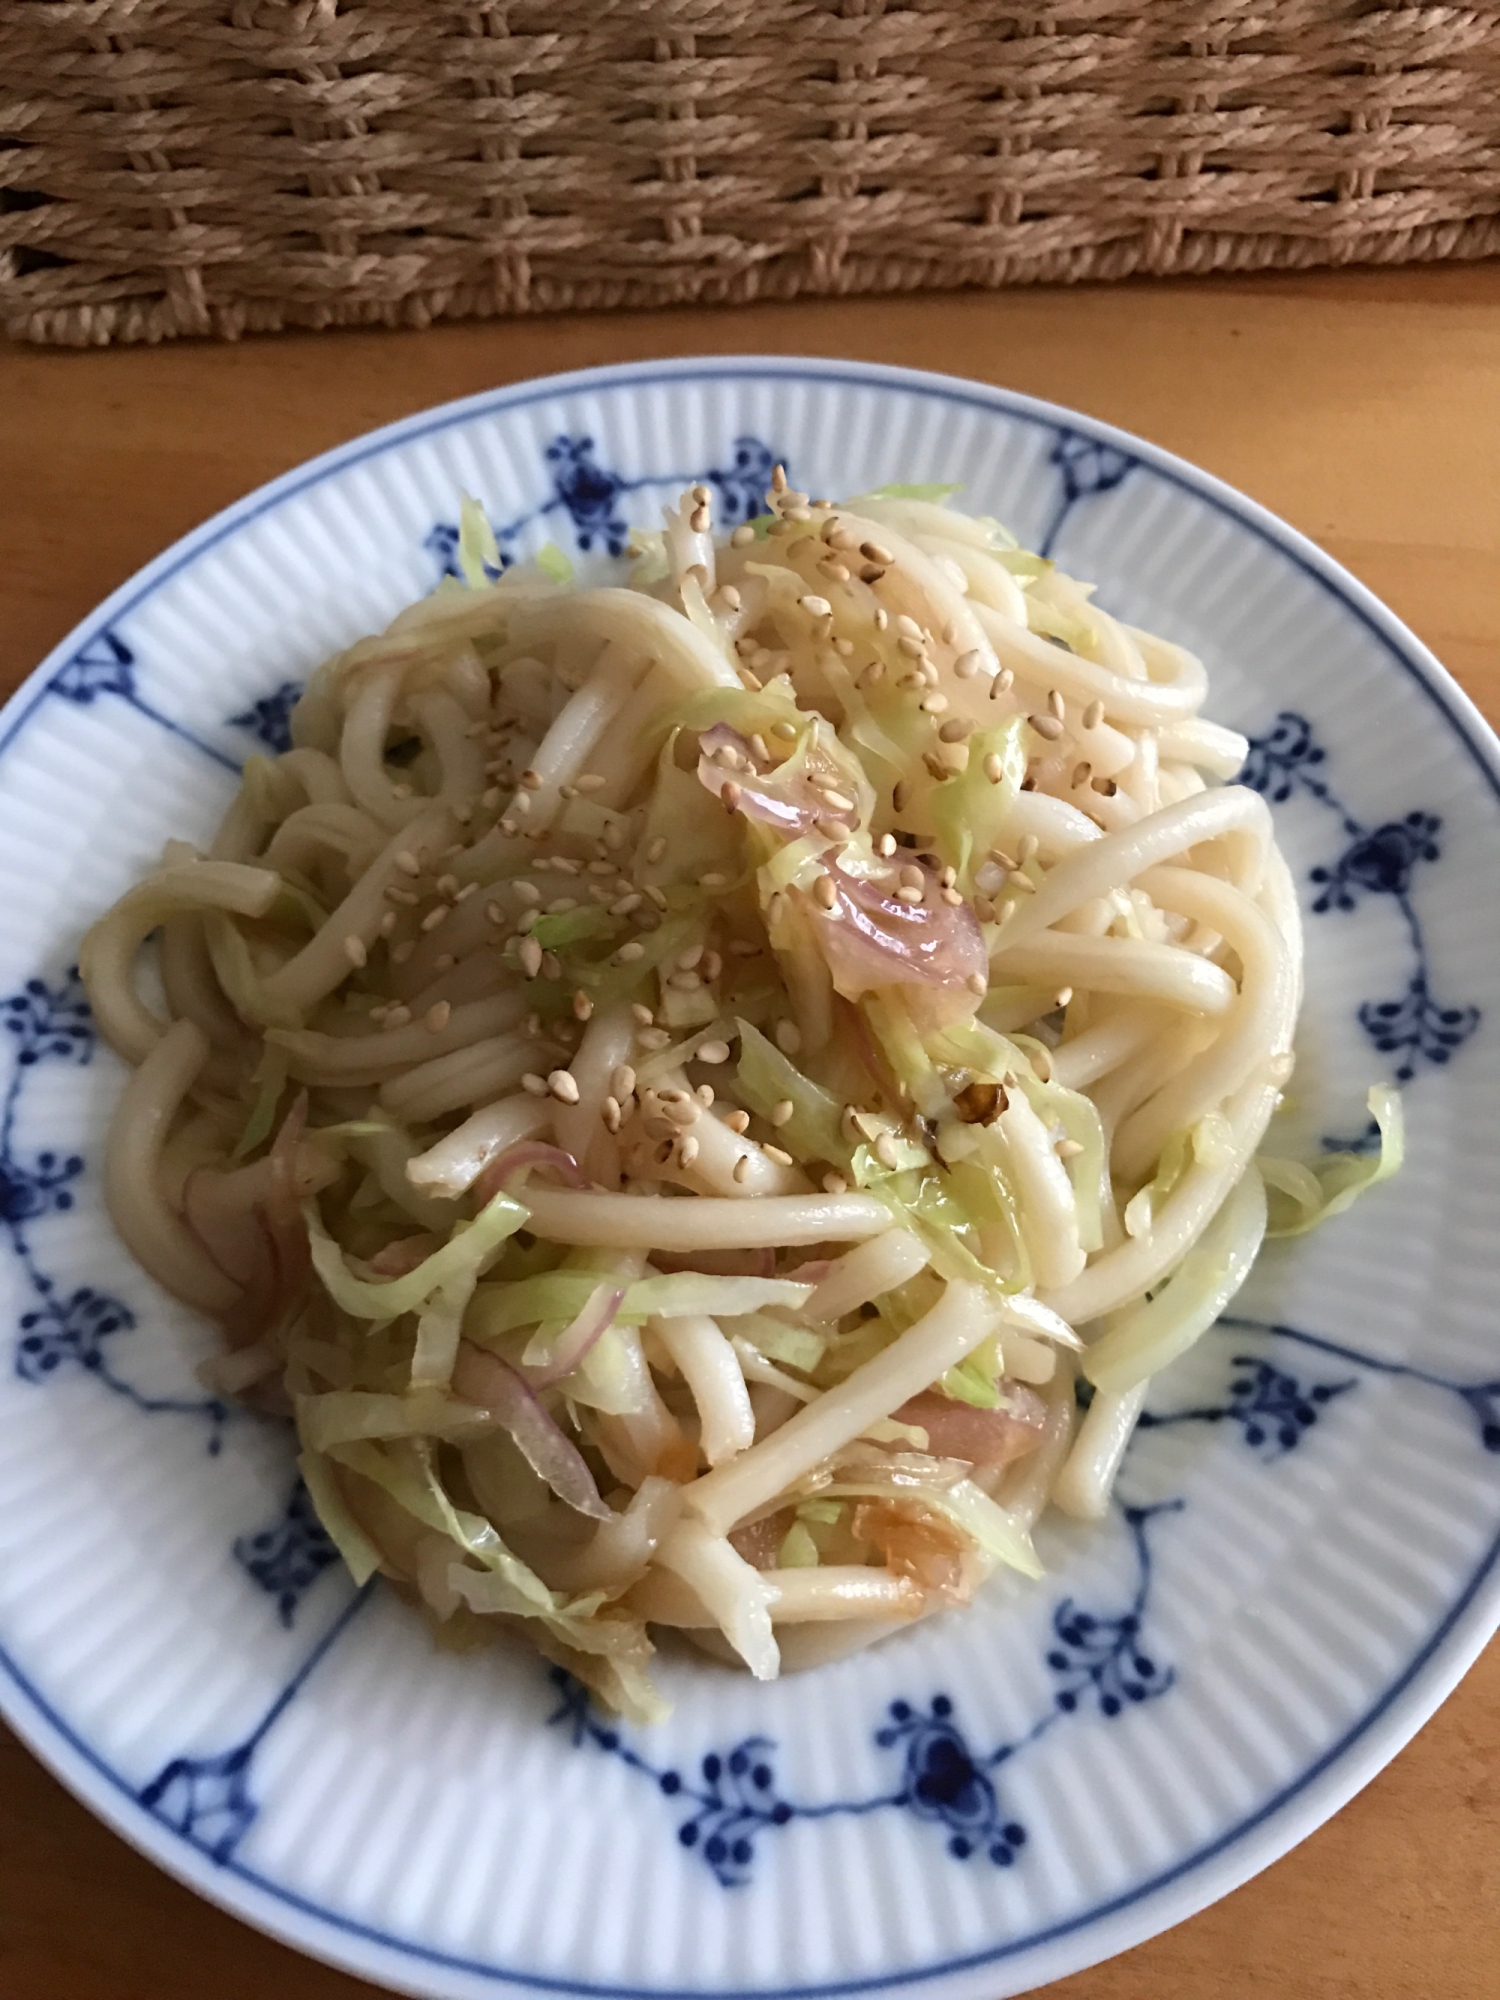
left=2, top=265, right=1499, bottom=2000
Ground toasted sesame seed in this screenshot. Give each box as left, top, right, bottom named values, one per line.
left=701, top=870, right=728, bottom=890
left=984, top=751, right=1005, bottom=783
left=897, top=635, right=926, bottom=660
left=973, top=894, right=996, bottom=922
left=342, top=934, right=367, bottom=968
left=721, top=780, right=742, bottom=812
left=424, top=1001, right=451, bottom=1033
left=775, top=1019, right=802, bottom=1055
left=770, top=719, right=798, bottom=742
left=940, top=886, right=964, bottom=906
left=800, top=594, right=833, bottom=619
left=644, top=884, right=668, bottom=910
left=614, top=940, right=645, bottom=964
left=511, top=790, right=532, bottom=814
left=587, top=858, right=617, bottom=876
left=384, top=884, right=417, bottom=905
left=1056, top=986, right=1074, bottom=1007
left=395, top=850, right=421, bottom=877
left=857, top=661, right=885, bottom=690
left=547, top=1069, right=580, bottom=1104
left=786, top=506, right=813, bottom=523
left=610, top=892, right=643, bottom=917
left=819, top=788, right=855, bottom=813
left=1047, top=688, right=1066, bottom=721
left=1056, top=1137, right=1083, bottom=1159
left=545, top=898, right=577, bottom=916
left=1028, top=712, right=1065, bottom=740
left=572, top=989, right=594, bottom=1021
left=896, top=614, right=924, bottom=641
left=519, top=769, right=543, bottom=791
left=723, top=1109, right=750, bottom=1136
left=378, top=910, right=397, bottom=938
left=420, top=905, right=448, bottom=932
left=481, top=786, right=502, bottom=810
left=436, top=873, right=459, bottom=897
left=833, top=637, right=855, bottom=657
left=690, top=507, right=710, bottom=534
left=676, top=1134, right=701, bottom=1167
left=602, top=1095, right=623, bottom=1132
left=899, top=863, right=924, bottom=890
left=922, top=751, right=949, bottom=783
left=517, top=908, right=539, bottom=934
left=822, top=1171, right=848, bottom=1194
left=860, top=540, right=894, bottom=565
left=390, top=782, right=412, bottom=799
left=519, top=937, right=544, bottom=978
left=391, top=940, right=416, bottom=964
left=668, top=969, right=702, bottom=992
left=1093, top=775, right=1119, bottom=796
left=738, top=668, right=763, bottom=691
left=382, top=1005, right=412, bottom=1030
left=966, top=971, right=988, bottom=995
left=873, top=606, right=889, bottom=631
left=603, top=821, right=626, bottom=851
left=1018, top=835, right=1039, bottom=865
left=939, top=718, right=972, bottom=743
left=1083, top=699, right=1105, bottom=729
left=989, top=846, right=1018, bottom=871
left=732, top=1153, right=752, bottom=1182
left=1009, top=870, right=1036, bottom=894
left=728, top=938, right=761, bottom=956
left=874, top=1132, right=900, bottom=1169
left=662, top=1095, right=699, bottom=1127
left=818, top=560, right=850, bottom=583
left=521, top=1072, right=549, bottom=1096
left=898, top=672, right=926, bottom=692
left=919, top=693, right=949, bottom=715
left=630, top=1003, right=654, bottom=1026
left=541, top=950, right=560, bottom=980
left=892, top=780, right=911, bottom=813
left=697, top=1040, right=731, bottom=1066
left=764, top=1144, right=794, bottom=1167
left=1032, top=1047, right=1054, bottom=1082
left=516, top=881, right=541, bottom=905
left=771, top=464, right=788, bottom=493
left=678, top=944, right=704, bottom=970
left=896, top=885, right=924, bottom=905
left=1071, top=761, right=1092, bottom=788
left=638, top=1026, right=671, bottom=1050
left=499, top=819, right=518, bottom=837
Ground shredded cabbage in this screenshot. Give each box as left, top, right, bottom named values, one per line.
left=1260, top=1086, right=1404, bottom=1236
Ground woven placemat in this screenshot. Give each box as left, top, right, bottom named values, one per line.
left=4, top=0, right=1500, bottom=347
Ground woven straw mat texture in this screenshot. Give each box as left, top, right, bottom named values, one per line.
left=4, top=1, right=1500, bottom=347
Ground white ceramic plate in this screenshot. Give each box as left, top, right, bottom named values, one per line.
left=2, top=358, right=1497, bottom=2000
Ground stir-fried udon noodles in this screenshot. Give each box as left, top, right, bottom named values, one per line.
left=80, top=471, right=1401, bottom=1718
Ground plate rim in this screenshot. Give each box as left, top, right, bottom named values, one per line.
left=3, top=351, right=1498, bottom=2000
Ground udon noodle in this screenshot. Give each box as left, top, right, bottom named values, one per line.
left=80, top=472, right=1398, bottom=1718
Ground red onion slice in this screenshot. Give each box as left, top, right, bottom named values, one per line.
left=813, top=859, right=986, bottom=1028
left=472, top=1139, right=587, bottom=1208
left=452, top=1340, right=612, bottom=1520
left=529, top=1282, right=624, bottom=1387
left=892, top=1388, right=1048, bottom=1467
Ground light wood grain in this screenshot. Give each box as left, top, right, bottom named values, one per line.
left=1, top=263, right=1497, bottom=2000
